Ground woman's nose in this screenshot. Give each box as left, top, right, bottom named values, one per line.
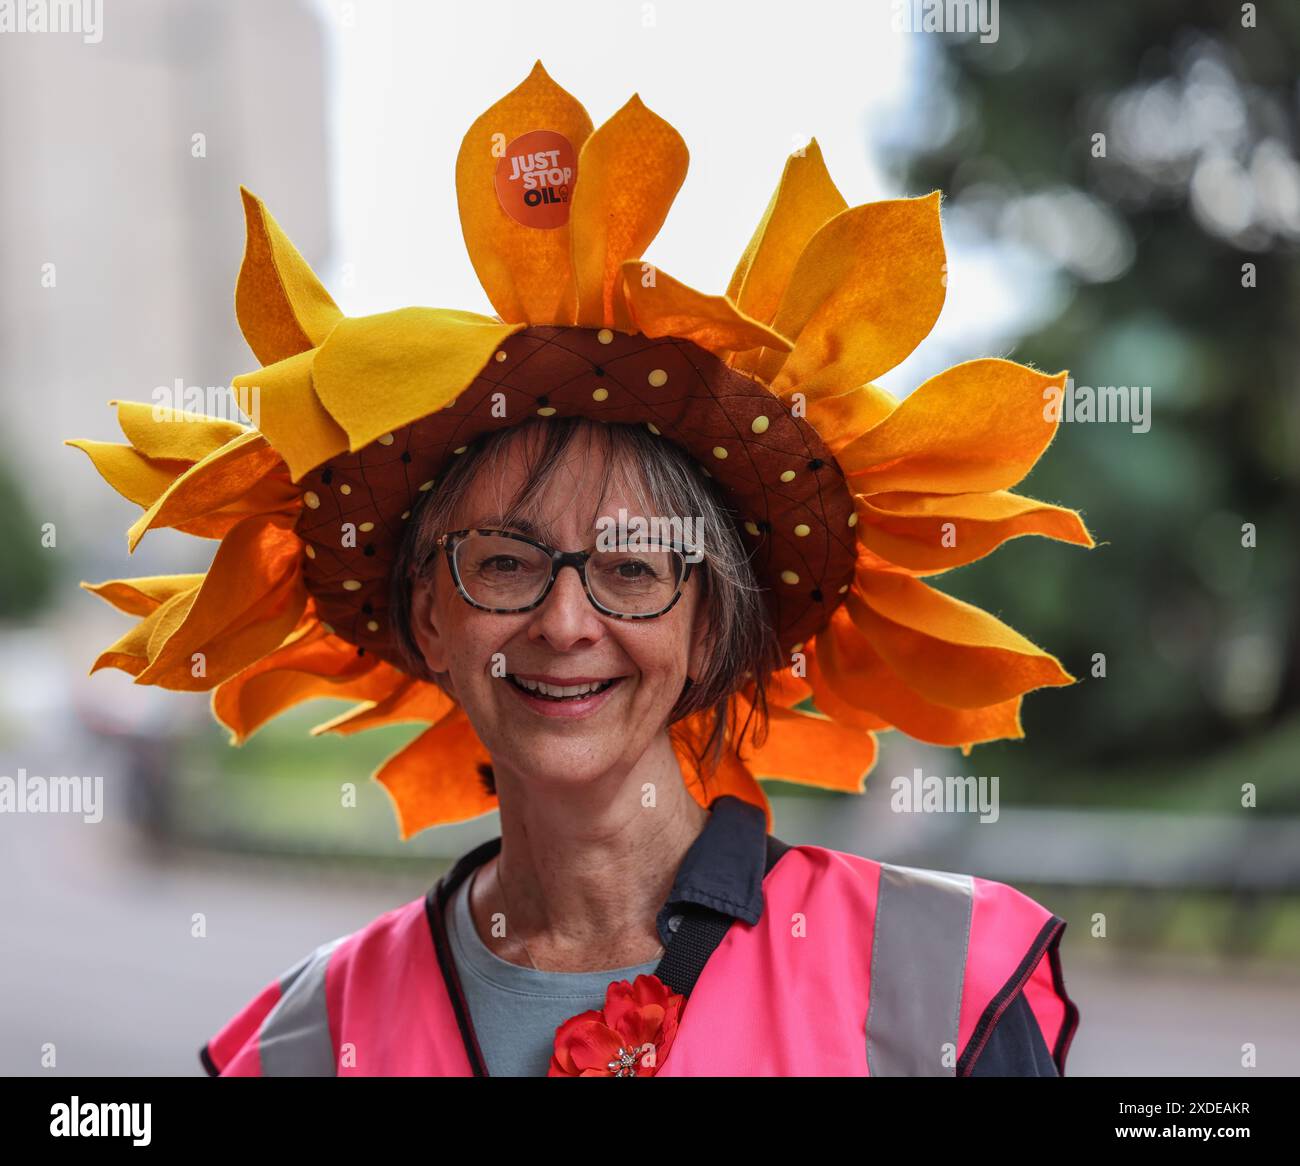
left=526, top=562, right=604, bottom=647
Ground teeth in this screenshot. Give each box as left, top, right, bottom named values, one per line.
left=512, top=676, right=610, bottom=698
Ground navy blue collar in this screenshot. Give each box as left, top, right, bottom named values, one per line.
left=652, top=794, right=769, bottom=947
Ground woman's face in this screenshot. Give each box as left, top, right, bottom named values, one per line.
left=409, top=428, right=711, bottom=789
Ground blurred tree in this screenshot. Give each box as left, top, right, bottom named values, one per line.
left=0, top=456, right=55, bottom=619
left=880, top=0, right=1300, bottom=802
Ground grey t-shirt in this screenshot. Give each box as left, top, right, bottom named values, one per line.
left=444, top=866, right=661, bottom=1077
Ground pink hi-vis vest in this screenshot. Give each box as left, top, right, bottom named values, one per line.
left=202, top=842, right=1078, bottom=1077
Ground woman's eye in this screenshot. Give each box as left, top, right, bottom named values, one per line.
left=612, top=559, right=658, bottom=580
left=482, top=556, right=522, bottom=573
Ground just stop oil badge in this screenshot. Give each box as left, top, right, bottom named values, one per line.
left=494, top=129, right=577, bottom=229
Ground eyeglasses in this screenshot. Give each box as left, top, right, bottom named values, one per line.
left=432, top=528, right=696, bottom=619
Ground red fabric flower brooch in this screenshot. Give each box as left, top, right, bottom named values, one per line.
left=549, top=974, right=684, bottom=1077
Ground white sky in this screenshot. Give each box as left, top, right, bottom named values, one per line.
left=308, top=0, right=1039, bottom=396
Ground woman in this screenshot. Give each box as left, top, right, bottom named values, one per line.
left=70, top=62, right=1089, bottom=1077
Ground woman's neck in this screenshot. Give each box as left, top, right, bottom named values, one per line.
left=468, top=744, right=710, bottom=973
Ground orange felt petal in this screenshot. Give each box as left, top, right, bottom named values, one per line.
left=80, top=575, right=206, bottom=618
left=211, top=621, right=405, bottom=744
left=803, top=640, right=890, bottom=731
left=126, top=430, right=286, bottom=553
left=670, top=706, right=774, bottom=831
left=726, top=139, right=848, bottom=381
left=236, top=186, right=343, bottom=365
left=848, top=570, right=1074, bottom=708
left=133, top=513, right=307, bottom=690
left=735, top=701, right=877, bottom=794
left=752, top=665, right=814, bottom=710
left=854, top=489, right=1097, bottom=574
left=570, top=94, right=688, bottom=331
left=373, top=708, right=497, bottom=838
left=619, top=262, right=792, bottom=360
left=110, top=400, right=248, bottom=462
left=455, top=60, right=593, bottom=325
left=169, top=471, right=301, bottom=541
left=64, top=440, right=191, bottom=509
left=813, top=604, right=1026, bottom=747
left=311, top=675, right=455, bottom=737
left=837, top=359, right=1068, bottom=493
left=760, top=193, right=947, bottom=399
left=233, top=349, right=349, bottom=484
left=804, top=383, right=898, bottom=455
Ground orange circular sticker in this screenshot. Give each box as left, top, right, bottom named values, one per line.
left=494, top=130, right=577, bottom=230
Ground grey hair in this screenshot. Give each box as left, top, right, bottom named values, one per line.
left=389, top=417, right=785, bottom=795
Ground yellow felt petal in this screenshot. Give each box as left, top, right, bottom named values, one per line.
left=144, top=575, right=307, bottom=691
left=726, top=139, right=848, bottom=377
left=233, top=349, right=348, bottom=483
left=757, top=193, right=947, bottom=399
left=64, top=440, right=190, bottom=508
left=374, top=709, right=497, bottom=838
left=455, top=60, right=593, bottom=324
left=109, top=400, right=248, bottom=462
left=311, top=308, right=526, bottom=450
left=619, top=261, right=793, bottom=359
left=134, top=513, right=307, bottom=689
left=847, top=573, right=1073, bottom=708
left=311, top=676, right=455, bottom=736
left=212, top=622, right=402, bottom=744
left=804, top=382, right=898, bottom=455
left=80, top=575, right=206, bottom=617
left=570, top=94, right=689, bottom=330
left=126, top=429, right=285, bottom=552
left=855, top=489, right=1096, bottom=574
left=87, top=582, right=203, bottom=678
left=837, top=359, right=1068, bottom=492
left=813, top=603, right=1026, bottom=746
left=235, top=186, right=343, bottom=365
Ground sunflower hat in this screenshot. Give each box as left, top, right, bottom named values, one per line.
left=66, top=61, right=1096, bottom=839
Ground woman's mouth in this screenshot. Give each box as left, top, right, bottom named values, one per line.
left=503, top=674, right=624, bottom=717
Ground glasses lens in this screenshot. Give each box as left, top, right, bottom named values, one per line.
left=453, top=533, right=551, bottom=610
left=588, top=544, right=685, bottom=616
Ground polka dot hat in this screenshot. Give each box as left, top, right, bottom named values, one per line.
left=67, top=60, right=1095, bottom=838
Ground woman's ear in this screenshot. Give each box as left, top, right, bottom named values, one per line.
left=409, top=572, right=450, bottom=676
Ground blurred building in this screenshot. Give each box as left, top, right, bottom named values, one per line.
left=0, top=0, right=331, bottom=559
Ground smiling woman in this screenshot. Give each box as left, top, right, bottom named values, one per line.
left=388, top=415, right=785, bottom=800
left=69, top=60, right=1090, bottom=1077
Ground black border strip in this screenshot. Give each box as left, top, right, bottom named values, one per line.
left=1047, top=923, right=1080, bottom=1075
left=956, top=914, right=1065, bottom=1077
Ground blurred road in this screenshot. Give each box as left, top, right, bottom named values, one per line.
left=3, top=781, right=1297, bottom=1077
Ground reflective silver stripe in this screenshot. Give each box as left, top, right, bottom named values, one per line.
left=865, top=863, right=973, bottom=1077
left=258, top=936, right=346, bottom=1077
